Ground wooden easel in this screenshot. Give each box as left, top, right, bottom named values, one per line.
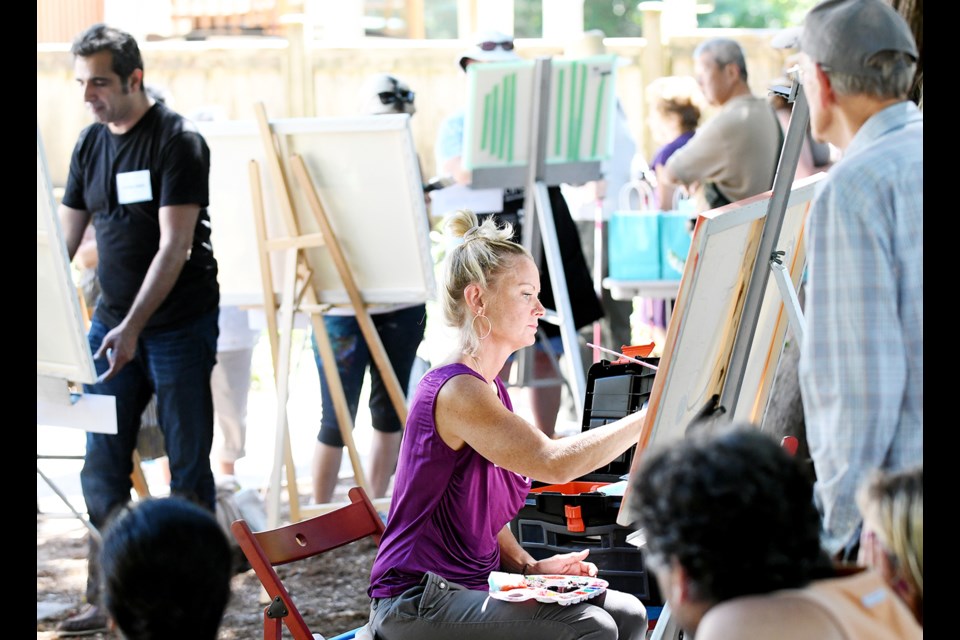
left=248, top=103, right=408, bottom=526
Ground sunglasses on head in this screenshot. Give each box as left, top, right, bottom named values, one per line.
left=378, top=89, right=415, bottom=105
left=478, top=40, right=514, bottom=51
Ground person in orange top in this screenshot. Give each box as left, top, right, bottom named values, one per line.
left=625, top=426, right=922, bottom=640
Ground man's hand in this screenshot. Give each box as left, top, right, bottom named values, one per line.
left=528, top=549, right=598, bottom=577
left=93, top=322, right=139, bottom=382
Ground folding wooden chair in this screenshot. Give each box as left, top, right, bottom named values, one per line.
left=230, top=487, right=385, bottom=640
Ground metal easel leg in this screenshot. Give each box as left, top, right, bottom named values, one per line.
left=36, top=466, right=101, bottom=545
left=533, top=182, right=586, bottom=418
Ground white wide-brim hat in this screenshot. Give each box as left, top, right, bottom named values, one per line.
left=457, top=29, right=521, bottom=70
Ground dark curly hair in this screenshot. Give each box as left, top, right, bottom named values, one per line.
left=629, top=427, right=832, bottom=603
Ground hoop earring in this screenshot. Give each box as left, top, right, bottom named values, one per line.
left=471, top=313, right=493, bottom=341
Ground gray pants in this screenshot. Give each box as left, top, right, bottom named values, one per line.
left=369, top=572, right=647, bottom=640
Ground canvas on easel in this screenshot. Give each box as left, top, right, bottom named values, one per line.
left=629, top=176, right=823, bottom=456
left=37, top=123, right=118, bottom=535
left=462, top=56, right=618, bottom=171
left=203, top=109, right=435, bottom=525
left=457, top=56, right=618, bottom=414
left=37, top=124, right=96, bottom=387
left=36, top=123, right=117, bottom=433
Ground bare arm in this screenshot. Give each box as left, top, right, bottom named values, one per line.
left=74, top=224, right=99, bottom=270
left=94, top=203, right=200, bottom=380
left=59, top=204, right=92, bottom=261
left=655, top=165, right=680, bottom=210
left=497, top=525, right=598, bottom=577
left=497, top=525, right=536, bottom=574
left=435, top=375, right=645, bottom=484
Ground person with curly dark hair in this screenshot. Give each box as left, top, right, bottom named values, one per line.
left=625, top=427, right=921, bottom=639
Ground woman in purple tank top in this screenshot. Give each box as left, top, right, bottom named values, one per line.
left=365, top=209, right=649, bottom=640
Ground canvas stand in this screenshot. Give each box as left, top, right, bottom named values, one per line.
left=247, top=104, right=431, bottom=525
left=468, top=56, right=617, bottom=419
left=645, top=73, right=815, bottom=640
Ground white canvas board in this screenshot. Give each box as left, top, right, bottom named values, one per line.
left=196, top=120, right=289, bottom=306
left=198, top=114, right=435, bottom=307
left=734, top=175, right=822, bottom=424
left=545, top=55, right=617, bottom=164
left=37, top=124, right=97, bottom=385
left=637, top=175, right=824, bottom=452
left=463, top=60, right=536, bottom=171
left=463, top=57, right=617, bottom=171
left=37, top=392, right=118, bottom=434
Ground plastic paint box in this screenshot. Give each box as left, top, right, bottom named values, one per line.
left=510, top=358, right=663, bottom=613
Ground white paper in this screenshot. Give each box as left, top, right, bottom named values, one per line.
left=37, top=393, right=118, bottom=434
left=116, top=169, right=153, bottom=204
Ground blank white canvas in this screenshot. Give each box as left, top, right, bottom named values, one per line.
left=36, top=124, right=97, bottom=384
left=198, top=114, right=435, bottom=307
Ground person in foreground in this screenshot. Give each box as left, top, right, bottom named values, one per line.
left=366, top=209, right=647, bottom=640
left=857, top=465, right=923, bottom=626
left=101, top=497, right=232, bottom=639
left=625, top=427, right=922, bottom=640
left=782, top=0, right=923, bottom=560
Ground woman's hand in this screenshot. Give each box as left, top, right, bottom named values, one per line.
left=529, top=549, right=597, bottom=577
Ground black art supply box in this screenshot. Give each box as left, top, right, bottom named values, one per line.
left=510, top=358, right=663, bottom=610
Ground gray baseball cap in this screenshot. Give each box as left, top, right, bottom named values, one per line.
left=773, top=0, right=917, bottom=76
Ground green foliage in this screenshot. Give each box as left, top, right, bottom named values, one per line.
left=584, top=0, right=644, bottom=38
left=698, top=0, right=817, bottom=29
left=514, top=0, right=543, bottom=38
left=512, top=0, right=816, bottom=37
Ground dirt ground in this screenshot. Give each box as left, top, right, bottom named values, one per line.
left=37, top=498, right=377, bottom=639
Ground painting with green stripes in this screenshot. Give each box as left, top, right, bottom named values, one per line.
left=463, top=55, right=618, bottom=171
left=546, top=55, right=618, bottom=164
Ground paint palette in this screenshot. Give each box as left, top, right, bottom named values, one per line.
left=488, top=572, right=608, bottom=606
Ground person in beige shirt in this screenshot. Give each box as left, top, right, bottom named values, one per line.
left=625, top=426, right=922, bottom=640
left=660, top=38, right=782, bottom=212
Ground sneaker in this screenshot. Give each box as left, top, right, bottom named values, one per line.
left=56, top=604, right=109, bottom=637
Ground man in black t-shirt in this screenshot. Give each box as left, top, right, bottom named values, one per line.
left=56, top=23, right=220, bottom=636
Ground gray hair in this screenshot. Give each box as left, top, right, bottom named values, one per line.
left=823, top=50, right=916, bottom=100
left=441, top=210, right=531, bottom=356
left=694, top=38, right=748, bottom=82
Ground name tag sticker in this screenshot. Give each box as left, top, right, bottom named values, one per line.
left=116, top=170, right=153, bottom=204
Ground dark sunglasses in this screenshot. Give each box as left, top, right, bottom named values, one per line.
left=478, top=40, right=514, bottom=51
left=378, top=89, right=415, bottom=105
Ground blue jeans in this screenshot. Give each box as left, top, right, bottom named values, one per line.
left=81, top=309, right=219, bottom=530
left=312, top=304, right=426, bottom=447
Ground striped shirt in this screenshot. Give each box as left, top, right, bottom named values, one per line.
left=799, top=101, right=923, bottom=555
